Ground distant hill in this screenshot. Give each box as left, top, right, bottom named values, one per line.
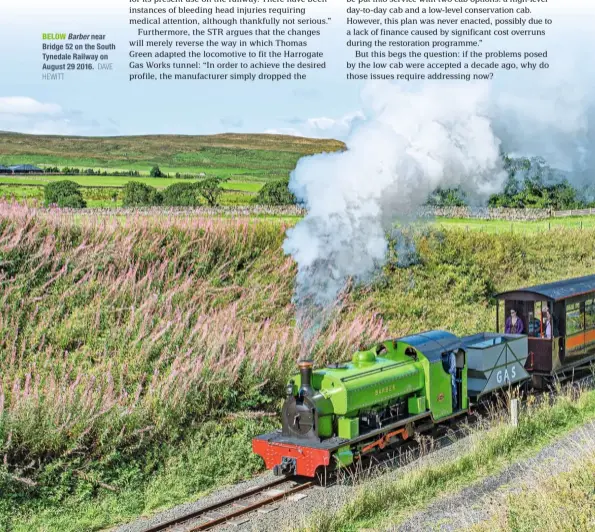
left=0, top=131, right=345, bottom=160
left=0, top=132, right=346, bottom=178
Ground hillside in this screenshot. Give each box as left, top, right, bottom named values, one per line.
left=2, top=203, right=595, bottom=530
left=0, top=132, right=345, bottom=173
left=0, top=131, right=345, bottom=155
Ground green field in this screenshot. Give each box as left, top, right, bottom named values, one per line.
left=0, top=180, right=262, bottom=207
left=0, top=131, right=345, bottom=206
left=436, top=216, right=595, bottom=233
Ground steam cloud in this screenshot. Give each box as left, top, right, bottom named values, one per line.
left=284, top=73, right=595, bottom=335
left=492, top=83, right=595, bottom=192
left=283, top=82, right=507, bottom=327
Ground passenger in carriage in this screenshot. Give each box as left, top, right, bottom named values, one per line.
left=505, top=309, right=524, bottom=334
left=543, top=306, right=553, bottom=339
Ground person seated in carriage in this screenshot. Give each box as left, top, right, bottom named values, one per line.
left=505, top=309, right=524, bottom=334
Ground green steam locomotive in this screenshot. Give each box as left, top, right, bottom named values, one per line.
left=253, top=330, right=528, bottom=477
left=253, top=275, right=595, bottom=478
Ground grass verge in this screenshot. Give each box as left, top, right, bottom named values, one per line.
left=470, top=450, right=595, bottom=532
left=1, top=415, right=277, bottom=531
left=301, top=384, right=595, bottom=532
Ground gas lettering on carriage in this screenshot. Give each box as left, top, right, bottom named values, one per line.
left=496, top=364, right=518, bottom=385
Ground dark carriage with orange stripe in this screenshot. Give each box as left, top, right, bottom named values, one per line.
left=496, top=275, right=595, bottom=382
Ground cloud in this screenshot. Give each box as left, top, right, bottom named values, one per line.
left=0, top=97, right=62, bottom=116
left=266, top=111, right=365, bottom=140
left=0, top=96, right=118, bottom=136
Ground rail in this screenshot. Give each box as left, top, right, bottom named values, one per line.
left=143, top=476, right=314, bottom=532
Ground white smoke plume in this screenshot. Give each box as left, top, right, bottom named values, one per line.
left=491, top=83, right=595, bottom=194
left=283, top=82, right=507, bottom=326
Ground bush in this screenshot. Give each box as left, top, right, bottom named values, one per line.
left=150, top=166, right=165, bottom=178
left=487, top=156, right=586, bottom=210
left=255, top=178, right=296, bottom=205
left=175, top=172, right=202, bottom=179
left=122, top=181, right=162, bottom=206
left=58, top=194, right=87, bottom=208
left=426, top=187, right=467, bottom=207
left=162, top=182, right=202, bottom=207
left=44, top=180, right=87, bottom=208
left=197, top=177, right=227, bottom=206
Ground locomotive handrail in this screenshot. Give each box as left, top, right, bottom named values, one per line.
left=340, top=360, right=414, bottom=382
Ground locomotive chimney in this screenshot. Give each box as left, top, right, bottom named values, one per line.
left=298, top=360, right=314, bottom=397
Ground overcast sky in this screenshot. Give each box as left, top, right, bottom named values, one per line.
left=0, top=0, right=593, bottom=139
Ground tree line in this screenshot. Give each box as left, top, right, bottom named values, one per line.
left=44, top=156, right=591, bottom=210
left=43, top=178, right=230, bottom=209
left=428, top=155, right=592, bottom=210
left=44, top=167, right=142, bottom=177
left=43, top=165, right=207, bottom=179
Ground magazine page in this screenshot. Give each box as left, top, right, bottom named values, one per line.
left=1, top=1, right=594, bottom=530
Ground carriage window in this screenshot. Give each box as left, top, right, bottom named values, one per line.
left=586, top=299, right=595, bottom=330
left=566, top=302, right=584, bottom=335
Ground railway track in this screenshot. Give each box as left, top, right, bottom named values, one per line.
left=143, top=476, right=315, bottom=532
left=141, top=373, right=594, bottom=531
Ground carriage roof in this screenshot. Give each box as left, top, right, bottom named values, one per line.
left=496, top=274, right=595, bottom=302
